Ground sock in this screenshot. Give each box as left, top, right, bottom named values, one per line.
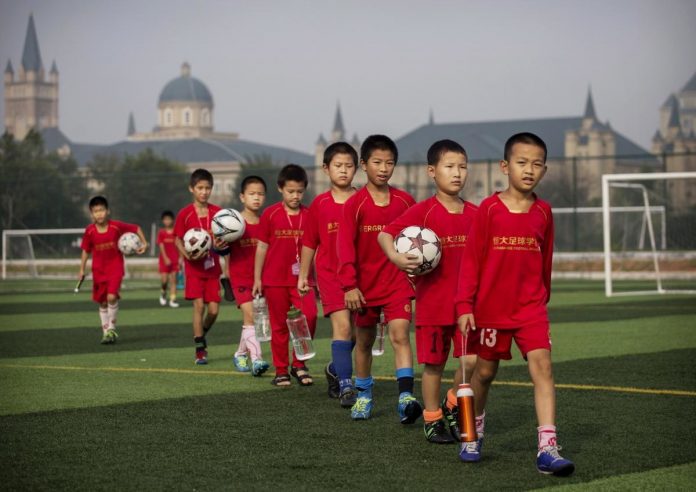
left=194, top=336, right=206, bottom=354
left=169, top=292, right=176, bottom=301
left=160, top=282, right=167, bottom=294
left=242, top=325, right=262, bottom=361
left=446, top=388, right=457, bottom=411
left=331, top=340, right=353, bottom=390
left=99, top=307, right=109, bottom=333
left=537, top=425, right=557, bottom=450
left=107, top=302, right=119, bottom=330
left=423, top=408, right=443, bottom=423
left=396, top=367, right=414, bottom=395
left=235, top=325, right=249, bottom=357
left=355, top=376, right=373, bottom=399
left=476, top=412, right=486, bottom=437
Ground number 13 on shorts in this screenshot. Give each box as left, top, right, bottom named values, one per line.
left=480, top=328, right=497, bottom=348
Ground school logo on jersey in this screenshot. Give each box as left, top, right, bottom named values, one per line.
left=404, top=303, right=411, bottom=313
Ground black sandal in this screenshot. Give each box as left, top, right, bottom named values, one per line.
left=290, top=366, right=314, bottom=386
left=271, top=374, right=291, bottom=387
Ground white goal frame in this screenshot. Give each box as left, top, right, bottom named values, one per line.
left=602, top=172, right=696, bottom=297
left=2, top=228, right=84, bottom=279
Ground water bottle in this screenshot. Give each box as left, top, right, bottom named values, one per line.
left=286, top=307, right=315, bottom=361
left=252, top=295, right=272, bottom=342
left=372, top=312, right=386, bottom=356
left=456, top=383, right=477, bottom=443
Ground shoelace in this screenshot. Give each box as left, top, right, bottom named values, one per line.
left=353, top=398, right=370, bottom=412
left=400, top=395, right=416, bottom=404
left=541, top=445, right=563, bottom=459
left=461, top=440, right=479, bottom=453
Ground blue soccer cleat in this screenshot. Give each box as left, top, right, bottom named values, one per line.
left=233, top=354, right=251, bottom=372
left=397, top=392, right=423, bottom=424
left=251, top=359, right=270, bottom=377
left=351, top=396, right=373, bottom=420
left=536, top=446, right=575, bottom=476
left=459, top=436, right=483, bottom=463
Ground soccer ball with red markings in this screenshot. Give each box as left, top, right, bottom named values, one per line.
left=118, top=232, right=142, bottom=256
left=211, top=208, right=246, bottom=243
left=183, top=228, right=212, bottom=260
left=393, top=226, right=442, bottom=276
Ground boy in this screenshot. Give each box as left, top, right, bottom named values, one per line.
left=157, top=210, right=180, bottom=308
left=379, top=139, right=478, bottom=443
left=336, top=134, right=422, bottom=423
left=297, top=142, right=358, bottom=407
left=174, top=168, right=225, bottom=365
left=455, top=133, right=574, bottom=475
left=79, top=195, right=148, bottom=344
left=227, top=176, right=270, bottom=377
left=253, top=164, right=317, bottom=387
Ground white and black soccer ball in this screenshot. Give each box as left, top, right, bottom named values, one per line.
left=118, top=232, right=142, bottom=256
left=211, top=208, right=246, bottom=243
left=393, top=226, right=442, bottom=276
left=183, top=228, right=212, bottom=260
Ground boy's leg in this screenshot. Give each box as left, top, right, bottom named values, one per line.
left=422, top=362, right=454, bottom=443
left=192, top=298, right=208, bottom=364
left=329, top=309, right=355, bottom=405
left=160, top=273, right=168, bottom=305
left=168, top=272, right=179, bottom=307
left=388, top=314, right=423, bottom=424
left=352, top=323, right=376, bottom=420
left=265, top=286, right=292, bottom=378
left=203, top=301, right=219, bottom=335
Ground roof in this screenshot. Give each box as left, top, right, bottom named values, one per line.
left=584, top=88, right=597, bottom=120
left=667, top=96, right=681, bottom=128
left=159, top=63, right=213, bottom=104
left=333, top=103, right=345, bottom=135
left=5, top=60, right=13, bottom=74
left=395, top=116, right=651, bottom=162
left=21, top=14, right=43, bottom=72
left=681, top=71, right=696, bottom=92
left=50, top=60, right=58, bottom=74
left=127, top=113, right=136, bottom=136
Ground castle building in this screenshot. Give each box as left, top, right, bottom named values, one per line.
left=313, top=103, right=361, bottom=191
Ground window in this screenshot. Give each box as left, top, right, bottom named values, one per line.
left=183, top=107, right=192, bottom=126
left=201, top=108, right=210, bottom=126
left=164, top=109, right=173, bottom=126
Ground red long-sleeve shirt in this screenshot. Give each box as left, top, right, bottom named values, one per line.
left=302, top=191, right=344, bottom=294
left=227, top=221, right=259, bottom=287
left=174, top=203, right=222, bottom=278
left=337, top=186, right=415, bottom=306
left=455, top=193, right=554, bottom=329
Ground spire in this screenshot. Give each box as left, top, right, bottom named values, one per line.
left=428, top=108, right=434, bottom=125
left=351, top=133, right=360, bottom=147
left=127, top=112, right=136, bottom=136
left=584, top=86, right=597, bottom=120
left=316, top=133, right=326, bottom=146
left=681, top=71, right=696, bottom=92
left=667, top=95, right=681, bottom=129
left=652, top=130, right=663, bottom=142
left=21, top=14, right=43, bottom=72
left=50, top=60, right=58, bottom=74
left=332, top=102, right=345, bottom=136
left=4, top=60, right=13, bottom=74
left=181, top=62, right=191, bottom=77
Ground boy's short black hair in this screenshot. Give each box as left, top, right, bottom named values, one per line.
left=241, top=175, right=267, bottom=193
left=89, top=195, right=108, bottom=210
left=504, top=132, right=548, bottom=162
left=277, top=164, right=308, bottom=188
left=360, top=134, right=398, bottom=164
left=161, top=210, right=174, bottom=220
left=323, top=142, right=358, bottom=166
left=427, top=139, right=468, bottom=166
left=190, top=168, right=214, bottom=187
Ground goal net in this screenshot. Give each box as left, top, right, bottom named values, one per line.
left=602, top=172, right=696, bottom=296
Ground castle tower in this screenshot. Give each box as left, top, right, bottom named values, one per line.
left=313, top=102, right=361, bottom=191
left=3, top=14, right=59, bottom=139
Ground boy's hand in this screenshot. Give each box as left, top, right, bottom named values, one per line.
left=78, top=267, right=85, bottom=278
left=297, top=277, right=310, bottom=296
left=344, top=288, right=366, bottom=311
left=252, top=280, right=263, bottom=297
left=389, top=252, right=422, bottom=275
left=136, top=241, right=148, bottom=255
left=458, top=313, right=476, bottom=334
left=164, top=257, right=172, bottom=266
left=212, top=237, right=227, bottom=249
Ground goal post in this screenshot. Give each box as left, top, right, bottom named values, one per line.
left=602, top=172, right=696, bottom=297
left=2, top=228, right=84, bottom=279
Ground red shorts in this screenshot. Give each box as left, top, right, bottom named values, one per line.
left=476, top=322, right=551, bottom=360
left=415, top=325, right=478, bottom=365
left=316, top=277, right=346, bottom=317
left=158, top=258, right=180, bottom=274
left=232, top=284, right=254, bottom=308
left=353, top=298, right=412, bottom=328
left=92, top=276, right=122, bottom=304
left=185, top=275, right=221, bottom=303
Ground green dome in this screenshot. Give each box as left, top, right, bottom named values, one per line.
left=159, top=63, right=213, bottom=104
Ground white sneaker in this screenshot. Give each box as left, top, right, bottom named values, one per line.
left=159, top=294, right=167, bottom=306
left=168, top=299, right=180, bottom=308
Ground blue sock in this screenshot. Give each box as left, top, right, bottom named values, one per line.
left=396, top=367, right=414, bottom=395
left=328, top=361, right=336, bottom=375
left=355, top=376, right=373, bottom=399
left=331, top=340, right=353, bottom=387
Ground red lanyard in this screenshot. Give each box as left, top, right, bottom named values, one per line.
left=285, top=209, right=303, bottom=260
left=196, top=208, right=209, bottom=231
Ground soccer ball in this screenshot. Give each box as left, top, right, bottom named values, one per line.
left=183, top=228, right=212, bottom=260
left=211, top=208, right=246, bottom=243
left=393, top=226, right=442, bottom=276
left=118, top=232, right=142, bottom=256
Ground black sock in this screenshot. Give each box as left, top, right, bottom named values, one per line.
left=194, top=336, right=206, bottom=352
left=398, top=376, right=414, bottom=394
left=161, top=282, right=167, bottom=292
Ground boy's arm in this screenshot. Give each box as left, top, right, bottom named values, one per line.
left=297, top=245, right=315, bottom=296
left=377, top=231, right=421, bottom=274
left=159, top=241, right=171, bottom=265
left=174, top=237, right=191, bottom=261
left=542, top=210, right=555, bottom=303
left=252, top=240, right=268, bottom=296
left=79, top=249, right=89, bottom=278
left=134, top=226, right=148, bottom=255
left=455, top=208, right=486, bottom=332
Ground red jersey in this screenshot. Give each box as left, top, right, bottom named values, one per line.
left=258, top=202, right=314, bottom=288
left=384, top=196, right=478, bottom=326
left=227, top=220, right=260, bottom=287
left=455, top=193, right=554, bottom=329
left=80, top=220, right=138, bottom=282
left=337, top=186, right=416, bottom=306
left=174, top=203, right=222, bottom=278
left=157, top=228, right=180, bottom=268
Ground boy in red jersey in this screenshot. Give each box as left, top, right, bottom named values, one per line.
left=227, top=176, right=270, bottom=377
left=78, top=196, right=148, bottom=344
left=174, top=168, right=225, bottom=365
left=253, top=164, right=317, bottom=387
left=337, top=134, right=422, bottom=423
left=455, top=133, right=574, bottom=475
left=157, top=210, right=180, bottom=308
left=297, top=142, right=358, bottom=407
left=380, top=139, right=478, bottom=443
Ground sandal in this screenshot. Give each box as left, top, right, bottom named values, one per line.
left=271, top=374, right=291, bottom=387
left=290, top=366, right=314, bottom=386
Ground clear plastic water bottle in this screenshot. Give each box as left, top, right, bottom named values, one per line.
left=286, top=307, right=315, bottom=361
left=252, top=294, right=272, bottom=342
left=372, top=311, right=386, bottom=356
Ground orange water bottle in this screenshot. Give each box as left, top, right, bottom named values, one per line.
left=457, top=383, right=477, bottom=443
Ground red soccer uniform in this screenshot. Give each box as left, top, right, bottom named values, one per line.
left=302, top=191, right=347, bottom=314
left=227, top=220, right=259, bottom=287
left=157, top=228, right=180, bottom=273
left=174, top=203, right=222, bottom=279
left=337, top=186, right=415, bottom=306
left=455, top=192, right=554, bottom=329
left=80, top=220, right=138, bottom=282
left=384, top=195, right=478, bottom=326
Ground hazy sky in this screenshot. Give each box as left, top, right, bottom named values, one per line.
left=1, top=0, right=694, bottom=154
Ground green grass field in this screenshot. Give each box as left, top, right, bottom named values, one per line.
left=1, top=279, right=695, bottom=491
